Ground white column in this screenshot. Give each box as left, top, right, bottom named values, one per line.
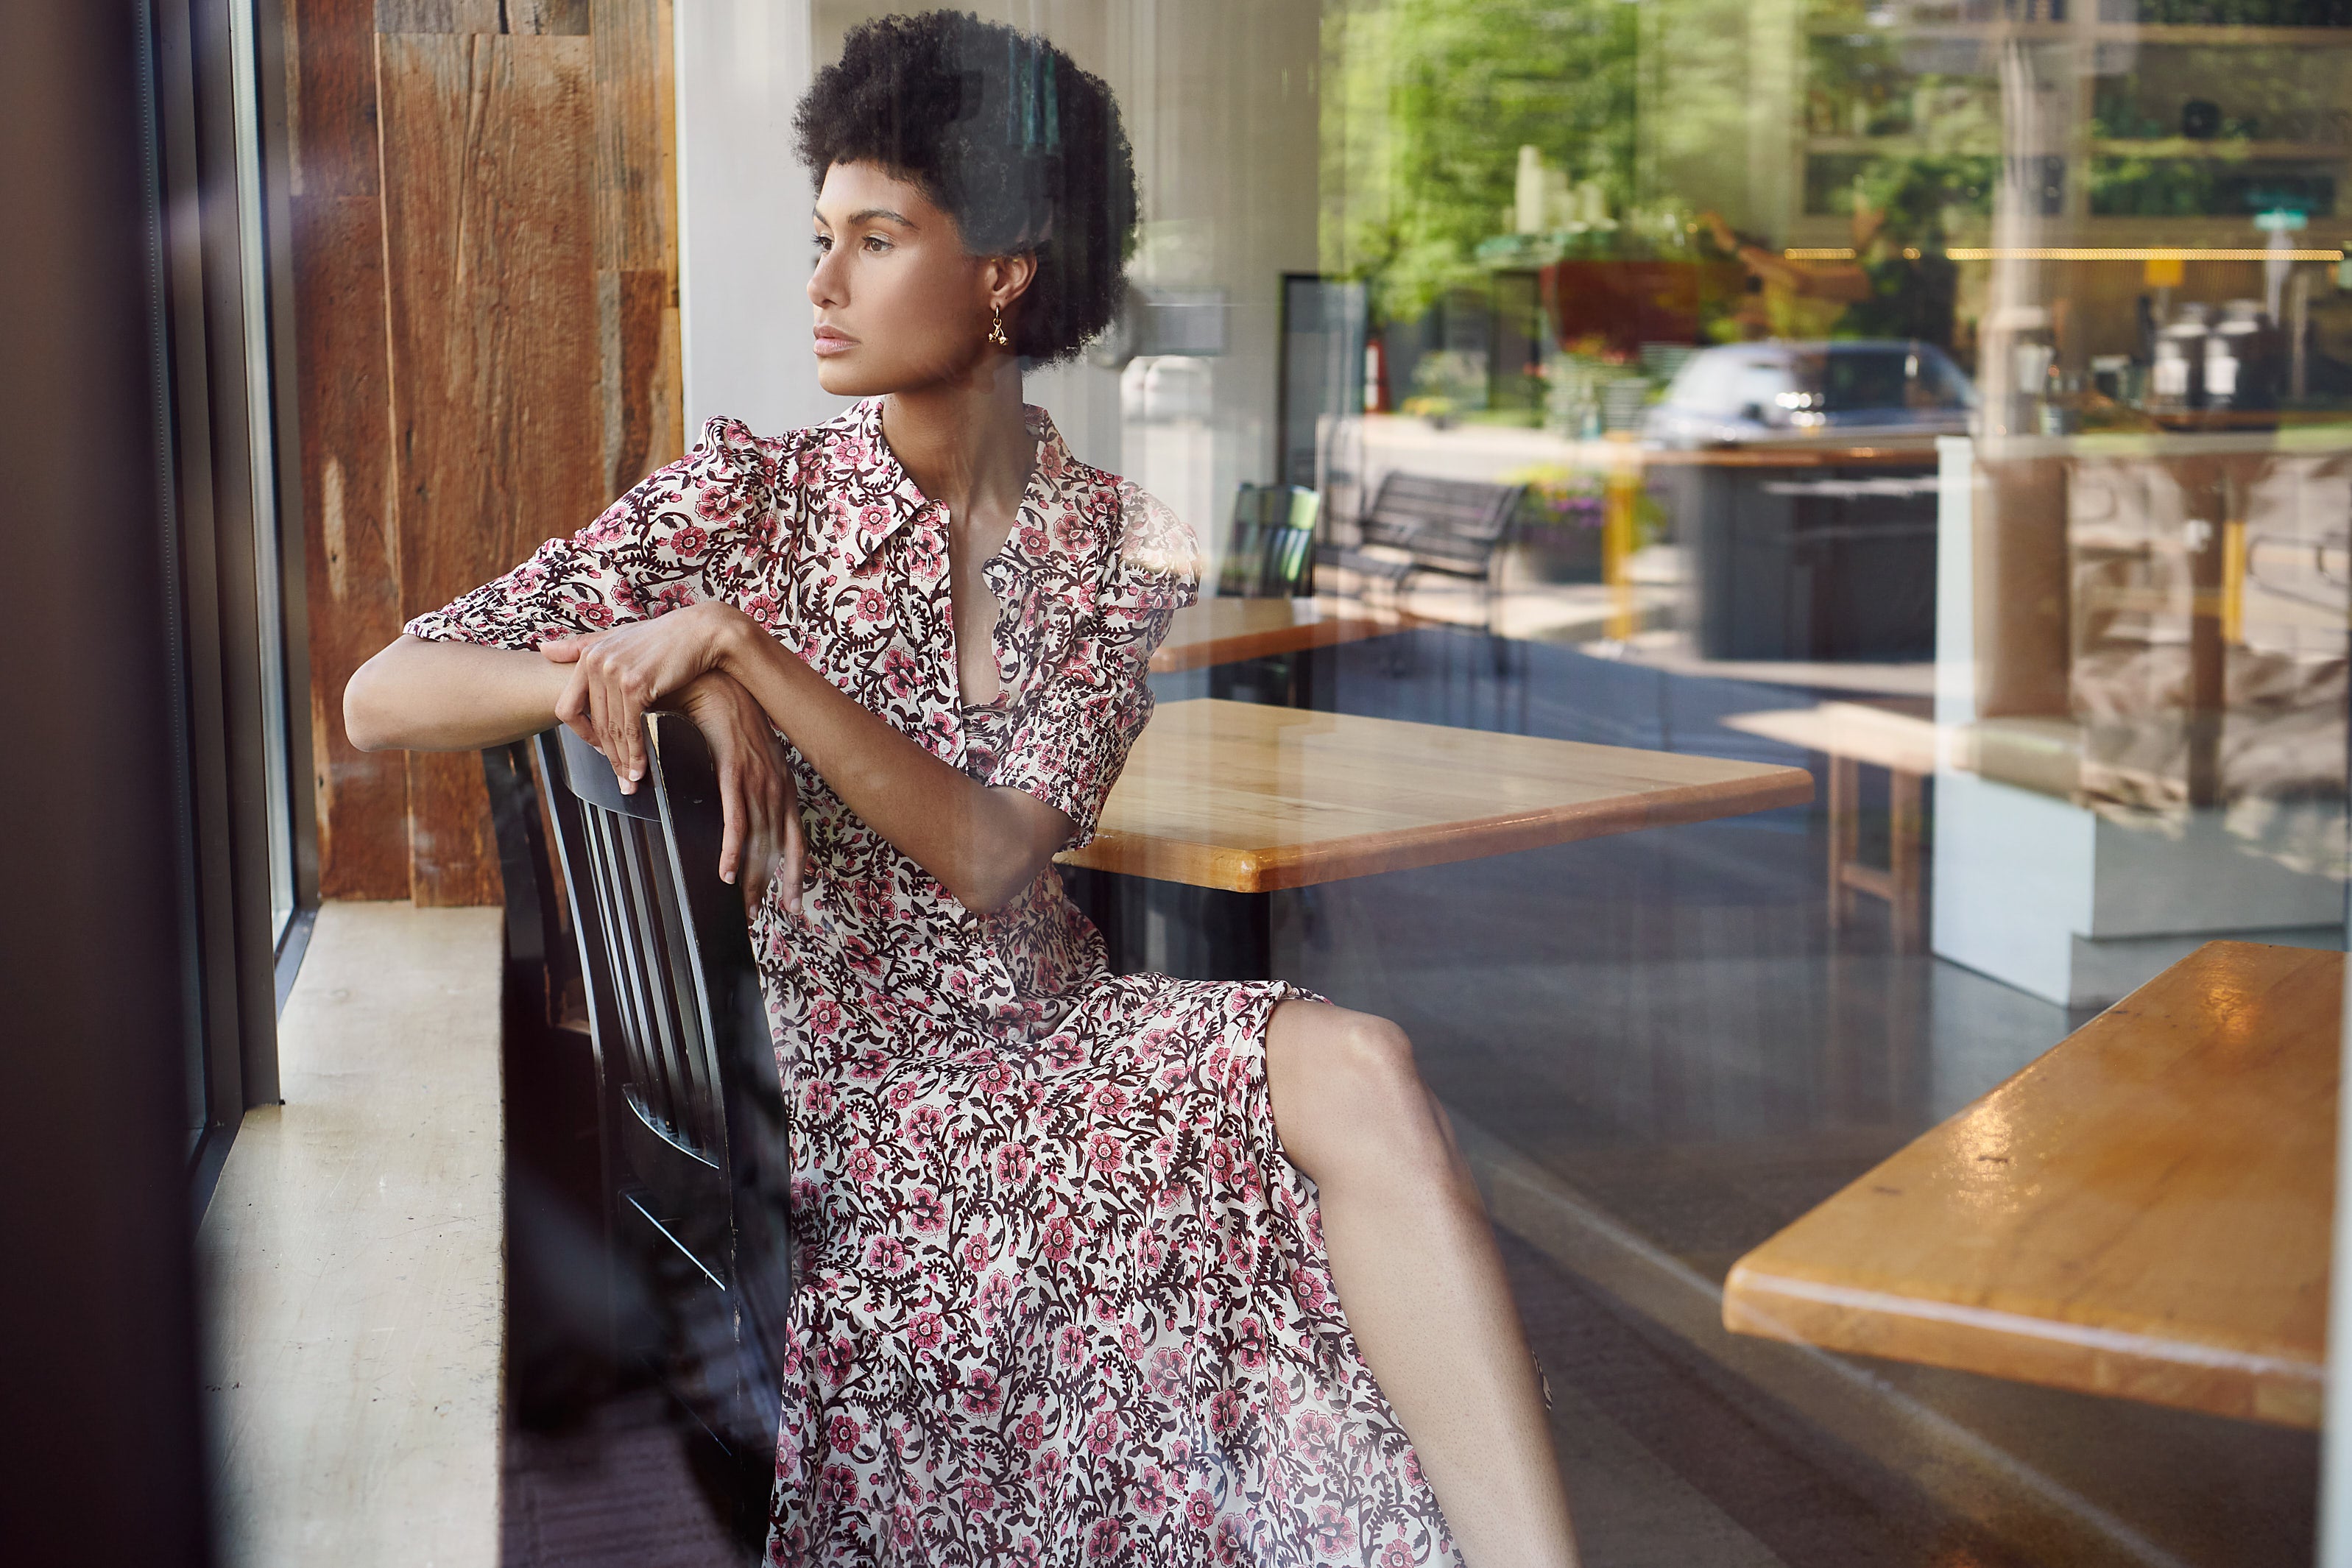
left=674, top=0, right=849, bottom=437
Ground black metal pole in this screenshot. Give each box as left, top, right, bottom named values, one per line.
left=0, top=1, right=213, bottom=1561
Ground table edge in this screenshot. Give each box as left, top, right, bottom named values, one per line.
left=1148, top=614, right=1403, bottom=673
left=1721, top=1258, right=2324, bottom=1428
left=1059, top=764, right=1814, bottom=891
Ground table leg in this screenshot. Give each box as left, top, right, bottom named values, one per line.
left=1828, top=752, right=1859, bottom=933
left=1058, top=866, right=1276, bottom=981
left=1888, top=767, right=1924, bottom=955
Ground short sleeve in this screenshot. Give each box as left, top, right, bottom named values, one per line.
left=403, top=417, right=784, bottom=651
left=986, top=487, right=1200, bottom=847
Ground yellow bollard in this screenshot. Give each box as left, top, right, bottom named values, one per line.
left=1603, top=454, right=1639, bottom=642
left=2221, top=518, right=2245, bottom=647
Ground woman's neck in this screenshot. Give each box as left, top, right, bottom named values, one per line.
left=880, top=356, right=1034, bottom=520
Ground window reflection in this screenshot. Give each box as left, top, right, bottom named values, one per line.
left=208, top=0, right=2347, bottom=1562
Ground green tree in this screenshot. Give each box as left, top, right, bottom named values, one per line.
left=1324, top=0, right=1640, bottom=323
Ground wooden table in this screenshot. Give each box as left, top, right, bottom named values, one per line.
left=1723, top=940, right=2339, bottom=1427
left=1721, top=702, right=1943, bottom=953
left=1057, top=699, right=1812, bottom=976
left=1148, top=598, right=1408, bottom=718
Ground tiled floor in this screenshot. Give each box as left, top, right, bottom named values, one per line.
left=501, top=625, right=2320, bottom=1566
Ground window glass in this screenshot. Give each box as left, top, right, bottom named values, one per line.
left=221, top=0, right=2343, bottom=1560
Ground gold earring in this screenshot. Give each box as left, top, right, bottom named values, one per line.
left=988, top=305, right=1010, bottom=348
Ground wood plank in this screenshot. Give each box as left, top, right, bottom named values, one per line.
left=294, top=191, right=409, bottom=900
left=284, top=0, right=384, bottom=199
left=287, top=0, right=408, bottom=897
left=593, top=0, right=681, bottom=498
left=1058, top=699, right=1813, bottom=892
left=375, top=0, right=587, bottom=33
left=1723, top=941, right=2339, bottom=1427
left=380, top=30, right=599, bottom=904
left=1149, top=597, right=1409, bottom=674
left=591, top=0, right=670, bottom=272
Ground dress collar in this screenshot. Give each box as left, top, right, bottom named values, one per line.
left=827, top=398, right=1079, bottom=571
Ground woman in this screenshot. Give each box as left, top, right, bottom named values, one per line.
left=345, top=13, right=1575, bottom=1564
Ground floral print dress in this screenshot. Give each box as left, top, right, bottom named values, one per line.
left=408, top=400, right=1461, bottom=1567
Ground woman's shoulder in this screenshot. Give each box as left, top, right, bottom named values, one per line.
left=1028, top=425, right=1198, bottom=588
left=684, top=408, right=852, bottom=481
left=1106, top=478, right=1200, bottom=585
left=1044, top=456, right=1199, bottom=612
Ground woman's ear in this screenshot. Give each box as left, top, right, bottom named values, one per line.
left=986, top=251, right=1039, bottom=314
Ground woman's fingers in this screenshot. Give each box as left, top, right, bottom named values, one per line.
left=554, top=665, right=599, bottom=749
left=713, top=747, right=746, bottom=886
left=583, top=649, right=648, bottom=792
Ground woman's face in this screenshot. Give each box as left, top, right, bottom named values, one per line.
left=807, top=160, right=1028, bottom=398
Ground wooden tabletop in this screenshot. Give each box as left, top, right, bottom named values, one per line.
left=1723, top=941, right=2339, bottom=1427
left=1720, top=702, right=1946, bottom=777
left=1057, top=699, right=1813, bottom=893
left=1149, top=598, right=1408, bottom=674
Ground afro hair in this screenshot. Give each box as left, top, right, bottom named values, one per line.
left=793, top=11, right=1139, bottom=364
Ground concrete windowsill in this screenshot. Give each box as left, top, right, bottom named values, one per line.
left=197, top=900, right=506, bottom=1567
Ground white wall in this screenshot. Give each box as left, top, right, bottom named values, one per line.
left=675, top=0, right=850, bottom=437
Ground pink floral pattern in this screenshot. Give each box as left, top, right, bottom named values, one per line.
left=408, top=400, right=1458, bottom=1565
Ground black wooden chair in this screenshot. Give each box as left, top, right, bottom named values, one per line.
left=1218, top=483, right=1322, bottom=599
left=485, top=715, right=796, bottom=1525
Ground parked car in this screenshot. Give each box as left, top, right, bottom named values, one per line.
left=1642, top=339, right=1977, bottom=450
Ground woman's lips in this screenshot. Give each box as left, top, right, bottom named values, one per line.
left=813, top=326, right=858, bottom=357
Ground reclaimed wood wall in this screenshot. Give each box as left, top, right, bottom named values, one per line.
left=287, top=0, right=680, bottom=905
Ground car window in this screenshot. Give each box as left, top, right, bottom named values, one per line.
left=1818, top=350, right=1913, bottom=413
left=1914, top=348, right=1978, bottom=409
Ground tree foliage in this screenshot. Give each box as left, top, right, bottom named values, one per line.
left=1324, top=0, right=1640, bottom=324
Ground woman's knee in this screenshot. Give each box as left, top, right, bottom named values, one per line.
left=1268, top=1003, right=1447, bottom=1183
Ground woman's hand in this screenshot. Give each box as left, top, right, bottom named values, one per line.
left=543, top=601, right=749, bottom=791
left=674, top=670, right=806, bottom=914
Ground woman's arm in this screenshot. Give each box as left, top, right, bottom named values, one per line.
left=345, top=633, right=808, bottom=911
left=543, top=601, right=1073, bottom=915
left=344, top=635, right=573, bottom=752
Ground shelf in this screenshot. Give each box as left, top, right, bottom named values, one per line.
left=1802, top=135, right=2000, bottom=153
left=2092, top=138, right=2352, bottom=158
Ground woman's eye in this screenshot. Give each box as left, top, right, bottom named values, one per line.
left=862, top=234, right=892, bottom=253
left=811, top=234, right=832, bottom=255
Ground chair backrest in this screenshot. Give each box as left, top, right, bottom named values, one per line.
left=1360, top=472, right=1525, bottom=573
left=1220, top=483, right=1324, bottom=598
left=519, top=714, right=795, bottom=1462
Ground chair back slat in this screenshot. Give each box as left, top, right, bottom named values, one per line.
left=611, top=816, right=691, bottom=1145
left=568, top=738, right=724, bottom=1165
left=637, top=824, right=723, bottom=1152
left=578, top=808, right=679, bottom=1150
left=1221, top=483, right=1324, bottom=598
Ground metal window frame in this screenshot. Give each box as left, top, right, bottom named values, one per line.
left=147, top=0, right=317, bottom=1212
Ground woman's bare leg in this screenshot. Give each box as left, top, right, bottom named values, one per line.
left=1265, top=998, right=1578, bottom=1568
